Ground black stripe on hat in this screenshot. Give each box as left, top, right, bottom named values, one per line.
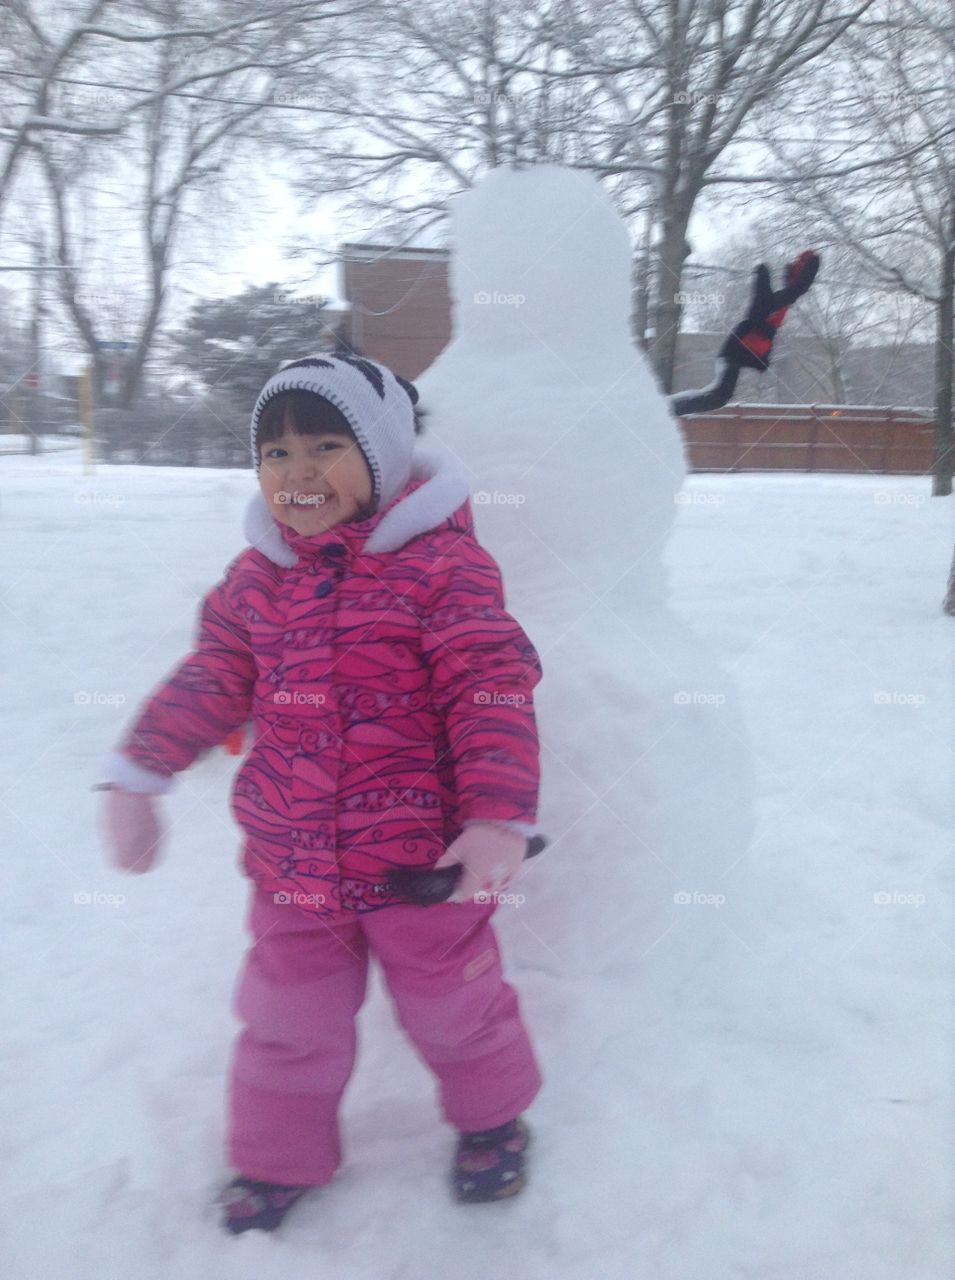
left=282, top=355, right=386, bottom=401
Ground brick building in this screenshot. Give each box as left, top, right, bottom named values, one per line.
left=340, top=243, right=451, bottom=380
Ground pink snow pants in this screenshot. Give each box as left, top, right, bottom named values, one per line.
left=225, top=887, right=543, bottom=1185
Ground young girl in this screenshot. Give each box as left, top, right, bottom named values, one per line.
left=97, top=353, right=545, bottom=1234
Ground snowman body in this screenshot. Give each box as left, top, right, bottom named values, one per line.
left=417, top=164, right=758, bottom=977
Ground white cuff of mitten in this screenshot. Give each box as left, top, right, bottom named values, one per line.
left=461, top=817, right=538, bottom=839
left=100, top=750, right=176, bottom=795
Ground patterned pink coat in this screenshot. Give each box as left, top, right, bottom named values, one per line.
left=105, top=452, right=543, bottom=916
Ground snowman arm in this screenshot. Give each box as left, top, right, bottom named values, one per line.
left=669, top=251, right=821, bottom=417
left=669, top=360, right=739, bottom=416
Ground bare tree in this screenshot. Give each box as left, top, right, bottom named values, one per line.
left=0, top=0, right=365, bottom=221
left=273, top=0, right=623, bottom=249
left=557, top=0, right=879, bottom=391
left=277, top=0, right=876, bottom=392
left=7, top=0, right=364, bottom=407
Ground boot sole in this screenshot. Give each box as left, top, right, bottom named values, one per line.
left=219, top=1183, right=313, bottom=1234
left=452, top=1122, right=531, bottom=1203
left=454, top=1172, right=526, bottom=1203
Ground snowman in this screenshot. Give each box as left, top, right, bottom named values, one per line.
left=414, top=164, right=796, bottom=989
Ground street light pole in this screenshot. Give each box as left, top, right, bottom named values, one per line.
left=27, top=234, right=43, bottom=456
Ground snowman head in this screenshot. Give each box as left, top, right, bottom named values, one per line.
left=450, top=163, right=634, bottom=355
left=416, top=162, right=687, bottom=610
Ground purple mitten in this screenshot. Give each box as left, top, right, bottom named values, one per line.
left=100, top=788, right=164, bottom=874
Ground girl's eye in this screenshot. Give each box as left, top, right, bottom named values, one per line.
left=264, top=442, right=341, bottom=458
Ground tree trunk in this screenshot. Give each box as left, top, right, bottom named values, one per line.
left=632, top=212, right=653, bottom=349
left=650, top=205, right=692, bottom=395
left=119, top=238, right=169, bottom=409
left=28, top=246, right=41, bottom=456
left=932, top=228, right=954, bottom=497
left=943, top=543, right=955, bottom=615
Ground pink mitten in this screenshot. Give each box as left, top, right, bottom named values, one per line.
left=100, top=788, right=164, bottom=874
left=432, top=824, right=527, bottom=904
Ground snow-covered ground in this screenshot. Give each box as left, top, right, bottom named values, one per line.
left=1, top=446, right=952, bottom=1279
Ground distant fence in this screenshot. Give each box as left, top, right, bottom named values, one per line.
left=679, top=404, right=935, bottom=474
left=1, top=397, right=937, bottom=474
left=93, top=403, right=250, bottom=468
left=0, top=393, right=251, bottom=467
left=0, top=391, right=80, bottom=436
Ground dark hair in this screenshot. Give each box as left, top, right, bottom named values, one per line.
left=256, top=390, right=355, bottom=451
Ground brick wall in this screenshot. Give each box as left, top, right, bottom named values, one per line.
left=340, top=244, right=451, bottom=379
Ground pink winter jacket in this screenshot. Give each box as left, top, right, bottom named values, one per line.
left=103, top=451, right=543, bottom=917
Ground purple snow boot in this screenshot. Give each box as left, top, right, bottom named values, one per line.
left=451, top=1115, right=531, bottom=1203
left=218, top=1174, right=313, bottom=1234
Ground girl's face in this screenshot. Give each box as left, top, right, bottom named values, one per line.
left=258, top=413, right=374, bottom=534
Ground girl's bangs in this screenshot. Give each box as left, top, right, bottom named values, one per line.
left=257, top=391, right=355, bottom=445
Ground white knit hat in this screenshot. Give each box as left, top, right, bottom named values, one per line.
left=250, top=354, right=419, bottom=511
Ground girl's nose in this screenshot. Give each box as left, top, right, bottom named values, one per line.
left=291, top=456, right=320, bottom=482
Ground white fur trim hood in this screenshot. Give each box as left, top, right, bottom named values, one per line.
left=243, top=448, right=472, bottom=567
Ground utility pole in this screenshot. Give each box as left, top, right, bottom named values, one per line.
left=26, top=234, right=43, bottom=455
